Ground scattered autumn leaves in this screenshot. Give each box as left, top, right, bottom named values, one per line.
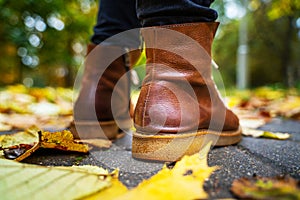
left=1, top=84, right=299, bottom=140
left=227, top=87, right=300, bottom=140
left=0, top=85, right=300, bottom=199
left=0, top=85, right=73, bottom=131
left=228, top=86, right=300, bottom=120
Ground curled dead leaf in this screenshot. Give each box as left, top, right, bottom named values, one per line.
left=1, top=143, right=40, bottom=161
left=0, top=127, right=40, bottom=161
left=0, top=128, right=89, bottom=161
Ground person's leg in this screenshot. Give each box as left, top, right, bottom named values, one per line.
left=71, top=0, right=141, bottom=139
left=132, top=0, right=241, bottom=161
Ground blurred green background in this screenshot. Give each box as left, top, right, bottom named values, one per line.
left=0, top=0, right=300, bottom=89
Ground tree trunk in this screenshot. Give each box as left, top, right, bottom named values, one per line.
left=281, top=16, right=293, bottom=87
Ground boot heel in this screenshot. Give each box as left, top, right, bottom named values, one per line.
left=132, top=127, right=242, bottom=162
left=132, top=131, right=209, bottom=162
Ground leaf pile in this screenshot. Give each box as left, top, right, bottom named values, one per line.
left=0, top=85, right=73, bottom=131
left=226, top=87, right=300, bottom=139
left=228, top=87, right=300, bottom=121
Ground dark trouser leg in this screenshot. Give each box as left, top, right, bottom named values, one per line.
left=136, top=0, right=218, bottom=26
left=91, top=0, right=141, bottom=48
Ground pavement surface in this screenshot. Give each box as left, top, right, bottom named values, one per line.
left=22, top=117, right=300, bottom=199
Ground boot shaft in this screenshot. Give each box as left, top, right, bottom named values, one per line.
left=134, top=22, right=239, bottom=133
left=141, top=22, right=219, bottom=85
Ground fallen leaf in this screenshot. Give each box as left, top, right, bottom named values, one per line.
left=0, top=159, right=112, bottom=200
left=56, top=165, right=112, bottom=176
left=5, top=114, right=38, bottom=129
left=240, top=118, right=267, bottom=129
left=29, top=101, right=61, bottom=116
left=40, top=165, right=127, bottom=200
left=261, top=131, right=290, bottom=140
left=1, top=143, right=40, bottom=162
left=242, top=128, right=265, bottom=138
left=231, top=176, right=300, bottom=200
left=253, top=87, right=285, bottom=101
left=75, top=139, right=112, bottom=149
left=0, top=122, right=12, bottom=131
left=82, top=167, right=128, bottom=200
left=37, top=115, right=73, bottom=130
left=84, top=179, right=128, bottom=200
left=117, top=142, right=216, bottom=200
left=0, top=127, right=40, bottom=161
left=40, top=130, right=89, bottom=153
left=266, top=96, right=300, bottom=119
left=242, top=128, right=290, bottom=140
left=226, top=87, right=300, bottom=121
left=0, top=113, right=72, bottom=131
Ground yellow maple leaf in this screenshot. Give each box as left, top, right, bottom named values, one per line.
left=115, top=142, right=216, bottom=200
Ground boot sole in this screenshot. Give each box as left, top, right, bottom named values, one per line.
left=132, top=127, right=242, bottom=161
left=70, top=119, right=132, bottom=140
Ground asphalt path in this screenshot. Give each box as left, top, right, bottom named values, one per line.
left=22, top=117, right=300, bottom=199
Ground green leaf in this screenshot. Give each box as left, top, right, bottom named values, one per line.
left=261, top=131, right=290, bottom=140
left=0, top=159, right=112, bottom=200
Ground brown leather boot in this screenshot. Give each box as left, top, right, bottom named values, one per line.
left=71, top=44, right=139, bottom=139
left=132, top=22, right=242, bottom=161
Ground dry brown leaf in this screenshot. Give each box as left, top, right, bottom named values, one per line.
left=75, top=139, right=112, bottom=149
